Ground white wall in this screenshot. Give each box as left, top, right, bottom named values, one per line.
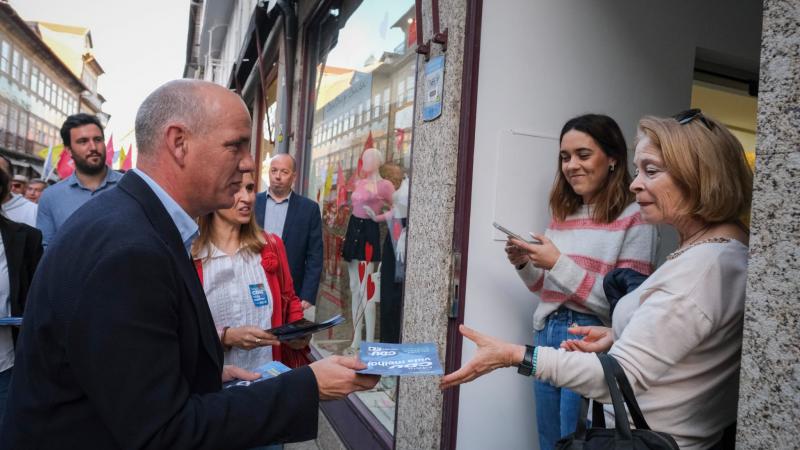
left=456, top=1, right=761, bottom=449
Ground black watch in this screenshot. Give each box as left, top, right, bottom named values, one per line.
left=517, top=345, right=535, bottom=376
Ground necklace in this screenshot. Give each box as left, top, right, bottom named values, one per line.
left=666, top=237, right=731, bottom=260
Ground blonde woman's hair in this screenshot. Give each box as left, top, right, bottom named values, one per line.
left=636, top=114, right=753, bottom=224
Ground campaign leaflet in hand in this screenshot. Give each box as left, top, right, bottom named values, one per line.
left=0, top=317, right=22, bottom=326
left=357, top=342, right=444, bottom=376
left=266, top=314, right=345, bottom=342
left=223, top=361, right=291, bottom=389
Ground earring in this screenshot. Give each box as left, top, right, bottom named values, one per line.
left=609, top=164, right=616, bottom=172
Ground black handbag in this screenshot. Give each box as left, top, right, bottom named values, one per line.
left=556, top=353, right=679, bottom=450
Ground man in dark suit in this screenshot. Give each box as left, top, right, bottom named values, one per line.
left=1, top=80, right=377, bottom=449
left=256, top=154, right=323, bottom=309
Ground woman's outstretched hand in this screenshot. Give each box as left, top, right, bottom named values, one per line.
left=440, top=325, right=526, bottom=390
left=561, top=326, right=614, bottom=353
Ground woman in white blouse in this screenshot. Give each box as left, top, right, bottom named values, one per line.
left=192, top=172, right=308, bottom=372
left=441, top=111, right=753, bottom=450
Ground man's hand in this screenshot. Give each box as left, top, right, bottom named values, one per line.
left=222, top=365, right=261, bottom=383
left=440, top=325, right=525, bottom=390
left=301, top=300, right=313, bottom=310
left=561, top=326, right=614, bottom=353
left=309, top=355, right=379, bottom=400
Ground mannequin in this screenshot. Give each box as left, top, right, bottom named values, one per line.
left=373, top=164, right=408, bottom=343
left=342, top=148, right=394, bottom=349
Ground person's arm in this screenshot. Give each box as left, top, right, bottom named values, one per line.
left=35, top=193, right=56, bottom=248
left=67, top=245, right=320, bottom=449
left=299, top=202, right=323, bottom=305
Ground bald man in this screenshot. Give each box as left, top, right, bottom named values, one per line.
left=1, top=80, right=378, bottom=449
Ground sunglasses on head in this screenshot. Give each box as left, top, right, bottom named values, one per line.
left=673, top=108, right=714, bottom=131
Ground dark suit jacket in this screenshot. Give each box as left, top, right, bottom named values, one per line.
left=0, top=217, right=42, bottom=343
left=256, top=191, right=323, bottom=304
left=1, top=172, right=319, bottom=449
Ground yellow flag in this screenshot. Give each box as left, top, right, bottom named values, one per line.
left=323, top=163, right=334, bottom=199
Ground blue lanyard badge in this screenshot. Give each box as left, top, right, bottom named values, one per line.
left=249, top=283, right=269, bottom=307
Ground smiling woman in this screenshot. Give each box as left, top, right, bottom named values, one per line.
left=502, top=113, right=658, bottom=449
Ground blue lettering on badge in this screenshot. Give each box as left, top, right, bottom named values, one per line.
left=249, top=283, right=269, bottom=307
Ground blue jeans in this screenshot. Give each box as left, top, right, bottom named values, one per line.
left=534, top=308, right=603, bottom=450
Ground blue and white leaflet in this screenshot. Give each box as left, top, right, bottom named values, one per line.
left=357, top=342, right=443, bottom=376
left=223, top=361, right=292, bottom=389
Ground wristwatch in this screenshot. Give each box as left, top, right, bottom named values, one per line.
left=517, top=345, right=535, bottom=376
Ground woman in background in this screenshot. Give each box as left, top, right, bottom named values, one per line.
left=192, top=172, right=309, bottom=373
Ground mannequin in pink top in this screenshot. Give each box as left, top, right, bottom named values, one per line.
left=341, top=148, right=394, bottom=350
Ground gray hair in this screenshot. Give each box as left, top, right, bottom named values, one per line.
left=135, top=80, right=208, bottom=156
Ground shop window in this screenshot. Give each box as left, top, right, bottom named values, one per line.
left=303, top=0, right=417, bottom=441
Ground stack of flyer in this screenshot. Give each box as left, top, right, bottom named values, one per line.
left=223, top=361, right=292, bottom=389
left=357, top=342, right=444, bottom=376
left=266, top=314, right=345, bottom=341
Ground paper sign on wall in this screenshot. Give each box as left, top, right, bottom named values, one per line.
left=422, top=55, right=445, bottom=121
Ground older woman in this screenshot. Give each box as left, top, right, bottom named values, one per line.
left=442, top=110, right=752, bottom=450
left=192, top=171, right=309, bottom=373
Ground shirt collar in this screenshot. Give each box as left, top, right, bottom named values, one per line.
left=132, top=169, right=199, bottom=256
left=68, top=166, right=123, bottom=190
left=266, top=189, right=292, bottom=204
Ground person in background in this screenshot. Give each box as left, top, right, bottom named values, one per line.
left=194, top=171, right=310, bottom=450
left=194, top=171, right=310, bottom=369
left=0, top=157, right=37, bottom=228
left=442, top=110, right=752, bottom=450
left=36, top=113, right=122, bottom=247
left=503, top=114, right=657, bottom=449
left=0, top=168, right=43, bottom=423
left=23, top=179, right=47, bottom=204
left=255, top=154, right=323, bottom=311
left=10, top=175, right=27, bottom=196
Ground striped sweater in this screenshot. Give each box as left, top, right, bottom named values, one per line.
left=516, top=202, right=657, bottom=331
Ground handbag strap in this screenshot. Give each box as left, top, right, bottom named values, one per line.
left=597, top=353, right=633, bottom=441
left=592, top=398, right=606, bottom=428
left=606, top=354, right=652, bottom=430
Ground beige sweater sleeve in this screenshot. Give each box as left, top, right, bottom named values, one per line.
left=536, top=275, right=715, bottom=403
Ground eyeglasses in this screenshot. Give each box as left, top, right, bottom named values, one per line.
left=673, top=108, right=714, bottom=131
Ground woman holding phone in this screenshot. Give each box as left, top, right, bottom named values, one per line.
left=504, top=114, right=657, bottom=449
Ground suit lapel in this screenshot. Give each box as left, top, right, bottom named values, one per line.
left=117, top=172, right=223, bottom=371
left=281, top=193, right=298, bottom=242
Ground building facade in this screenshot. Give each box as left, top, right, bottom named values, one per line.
left=0, top=2, right=107, bottom=179
left=185, top=1, right=799, bottom=449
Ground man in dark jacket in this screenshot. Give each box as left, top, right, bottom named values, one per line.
left=1, top=80, right=377, bottom=449
left=256, top=153, right=323, bottom=309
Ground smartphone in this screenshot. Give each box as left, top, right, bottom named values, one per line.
left=492, top=221, right=542, bottom=244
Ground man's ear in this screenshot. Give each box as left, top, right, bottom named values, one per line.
left=165, top=124, right=189, bottom=166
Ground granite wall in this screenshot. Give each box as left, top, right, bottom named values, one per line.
left=394, top=0, right=468, bottom=449
left=736, top=1, right=800, bottom=448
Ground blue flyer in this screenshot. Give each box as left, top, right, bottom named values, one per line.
left=0, top=317, right=22, bottom=326
left=357, top=342, right=444, bottom=376
left=223, top=361, right=291, bottom=389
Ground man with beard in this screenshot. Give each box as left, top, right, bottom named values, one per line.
left=37, top=113, right=122, bottom=247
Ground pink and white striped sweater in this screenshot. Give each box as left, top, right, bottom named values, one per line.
left=516, top=202, right=657, bottom=331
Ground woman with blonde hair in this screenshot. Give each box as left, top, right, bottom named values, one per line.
left=444, top=110, right=752, bottom=450
left=192, top=171, right=308, bottom=374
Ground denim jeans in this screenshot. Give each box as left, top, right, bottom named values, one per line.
left=534, top=307, right=603, bottom=450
